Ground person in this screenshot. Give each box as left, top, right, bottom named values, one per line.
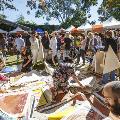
left=29, top=32, right=40, bottom=66
left=0, top=49, right=6, bottom=66
left=103, top=81, right=120, bottom=120
left=100, top=31, right=117, bottom=84
left=77, top=34, right=86, bottom=64
left=56, top=33, right=62, bottom=63
left=94, top=32, right=102, bottom=50
left=52, top=61, right=90, bottom=101
left=63, top=33, right=72, bottom=60
left=104, top=30, right=117, bottom=54
left=0, top=34, right=7, bottom=59
left=0, top=58, right=5, bottom=70
left=49, top=32, right=57, bottom=65
left=21, top=46, right=32, bottom=72
left=24, top=33, right=31, bottom=51
left=41, top=31, right=50, bottom=61
left=117, top=31, right=120, bottom=60
left=15, top=34, right=25, bottom=61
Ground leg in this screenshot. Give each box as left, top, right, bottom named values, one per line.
left=81, top=49, right=85, bottom=64
left=63, top=50, right=66, bottom=61
left=16, top=51, right=20, bottom=63
left=101, top=73, right=110, bottom=84
left=77, top=48, right=80, bottom=63
left=57, top=50, right=61, bottom=63
left=31, top=49, right=37, bottom=65
left=77, top=53, right=80, bottom=63
left=110, top=70, right=115, bottom=81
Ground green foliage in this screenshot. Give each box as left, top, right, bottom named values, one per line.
left=16, top=15, right=26, bottom=24
left=98, top=0, right=120, bottom=21
left=26, top=0, right=97, bottom=27
left=0, top=0, right=16, bottom=11
left=16, top=15, right=37, bottom=26
left=0, top=14, right=7, bottom=19
left=0, top=0, right=98, bottom=28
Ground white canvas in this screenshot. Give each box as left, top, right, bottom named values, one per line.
left=103, top=45, right=120, bottom=74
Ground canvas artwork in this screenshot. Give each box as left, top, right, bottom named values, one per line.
left=0, top=92, right=34, bottom=119
left=94, top=51, right=104, bottom=74
left=103, top=45, right=120, bottom=74
left=62, top=101, right=108, bottom=120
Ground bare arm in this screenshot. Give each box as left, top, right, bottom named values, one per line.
left=23, top=55, right=31, bottom=68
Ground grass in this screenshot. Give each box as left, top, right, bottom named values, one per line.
left=5, top=54, right=45, bottom=71
left=6, top=55, right=22, bottom=66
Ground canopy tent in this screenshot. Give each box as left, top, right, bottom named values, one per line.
left=35, top=28, right=44, bottom=33
left=0, top=29, right=8, bottom=33
left=103, top=17, right=120, bottom=29
left=65, top=25, right=75, bottom=32
left=77, top=23, right=92, bottom=31
left=9, top=27, right=28, bottom=33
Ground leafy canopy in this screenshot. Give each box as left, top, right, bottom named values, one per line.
left=0, top=0, right=16, bottom=11
left=26, top=0, right=97, bottom=27
left=98, top=0, right=120, bottom=21
left=0, top=0, right=98, bottom=27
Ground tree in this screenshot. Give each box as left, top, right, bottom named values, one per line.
left=16, top=15, right=37, bottom=26
left=0, top=14, right=7, bottom=19
left=26, top=0, right=97, bottom=27
left=16, top=15, right=26, bottom=24
left=98, top=0, right=120, bottom=21
left=0, top=0, right=16, bottom=11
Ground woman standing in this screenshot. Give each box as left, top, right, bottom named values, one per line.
left=77, top=34, right=86, bottom=64
left=49, top=32, right=57, bottom=65
left=29, top=32, right=40, bottom=66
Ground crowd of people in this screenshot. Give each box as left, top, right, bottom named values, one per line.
left=0, top=29, right=120, bottom=119
left=0, top=29, right=120, bottom=73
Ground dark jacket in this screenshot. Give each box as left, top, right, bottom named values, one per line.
left=104, top=37, right=117, bottom=54
left=41, top=36, right=50, bottom=49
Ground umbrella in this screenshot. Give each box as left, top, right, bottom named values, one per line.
left=35, top=28, right=44, bottom=33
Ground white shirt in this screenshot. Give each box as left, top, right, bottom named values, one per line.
left=29, top=37, right=40, bottom=50
left=15, top=37, right=25, bottom=51
left=81, top=39, right=86, bottom=50
left=49, top=37, right=57, bottom=51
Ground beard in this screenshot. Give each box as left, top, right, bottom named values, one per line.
left=109, top=99, right=120, bottom=116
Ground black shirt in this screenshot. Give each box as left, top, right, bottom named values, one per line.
left=21, top=50, right=32, bottom=66
left=64, top=38, right=72, bottom=50
left=41, top=36, right=50, bottom=49
left=57, top=38, right=61, bottom=50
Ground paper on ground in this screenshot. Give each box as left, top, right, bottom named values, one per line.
left=61, top=100, right=107, bottom=120
left=69, top=76, right=95, bottom=87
